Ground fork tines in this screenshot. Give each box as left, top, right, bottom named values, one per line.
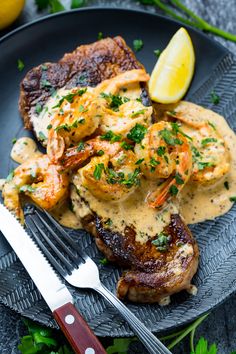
left=24, top=205, right=85, bottom=278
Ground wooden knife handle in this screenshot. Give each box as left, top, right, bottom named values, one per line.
left=53, top=302, right=106, bottom=354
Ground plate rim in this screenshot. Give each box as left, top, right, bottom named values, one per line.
left=0, top=6, right=230, bottom=57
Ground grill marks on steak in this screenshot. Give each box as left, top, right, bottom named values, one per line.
left=95, top=214, right=199, bottom=303
left=19, top=36, right=145, bottom=130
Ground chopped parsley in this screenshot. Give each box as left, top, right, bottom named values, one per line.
left=160, top=128, right=183, bottom=146
left=149, top=157, right=160, bottom=168
left=97, top=31, right=103, bottom=40
left=35, top=103, right=43, bottom=114
left=170, top=122, right=192, bottom=141
left=100, top=92, right=130, bottom=111
left=133, top=39, right=143, bottom=52
left=47, top=124, right=52, bottom=130
left=53, top=88, right=87, bottom=108
left=210, top=90, right=220, bottom=104
left=6, top=170, right=14, bottom=182
left=38, top=131, right=47, bottom=141
left=135, top=158, right=144, bottom=165
left=197, top=161, right=214, bottom=171
left=175, top=172, right=184, bottom=185
left=100, top=130, right=122, bottom=143
left=224, top=181, right=229, bottom=190
left=78, top=104, right=88, bottom=113
left=120, top=168, right=140, bottom=188
left=41, top=64, right=48, bottom=71
left=152, top=232, right=170, bottom=252
left=157, top=146, right=166, bottom=157
left=169, top=185, right=179, bottom=196
left=97, top=150, right=104, bottom=156
left=229, top=196, right=236, bottom=202
left=41, top=79, right=52, bottom=89
left=201, top=137, right=217, bottom=146
left=120, top=141, right=133, bottom=150
left=12, top=138, right=17, bottom=145
left=208, top=121, right=217, bottom=130
left=154, top=49, right=162, bottom=57
left=19, top=185, right=36, bottom=193
left=93, top=163, right=104, bottom=180
left=100, top=257, right=109, bottom=265
left=127, top=124, right=147, bottom=143
left=77, top=141, right=85, bottom=152
left=105, top=167, right=140, bottom=189
left=17, top=59, right=25, bottom=72
left=130, top=109, right=146, bottom=118
left=104, top=218, right=113, bottom=227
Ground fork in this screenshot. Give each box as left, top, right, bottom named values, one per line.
left=25, top=205, right=172, bottom=354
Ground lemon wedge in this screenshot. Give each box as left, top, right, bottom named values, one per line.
left=0, top=0, right=25, bottom=30
left=149, top=27, right=195, bottom=103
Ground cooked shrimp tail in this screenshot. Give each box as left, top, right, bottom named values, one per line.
left=2, top=155, right=69, bottom=224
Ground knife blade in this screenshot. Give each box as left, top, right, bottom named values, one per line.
left=0, top=203, right=106, bottom=354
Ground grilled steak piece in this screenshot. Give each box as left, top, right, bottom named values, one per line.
left=95, top=215, right=199, bottom=303
left=19, top=36, right=150, bottom=131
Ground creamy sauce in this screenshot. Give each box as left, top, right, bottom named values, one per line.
left=0, top=179, right=5, bottom=191
left=176, top=102, right=236, bottom=223
left=72, top=173, right=178, bottom=244
left=11, top=137, right=42, bottom=164
left=51, top=199, right=82, bottom=229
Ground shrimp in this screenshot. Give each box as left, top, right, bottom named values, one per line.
left=47, top=89, right=101, bottom=163
left=2, top=155, right=69, bottom=224
left=79, top=151, right=140, bottom=201
left=60, top=138, right=140, bottom=201
left=93, top=69, right=150, bottom=96
left=167, top=111, right=231, bottom=184
left=135, top=121, right=192, bottom=208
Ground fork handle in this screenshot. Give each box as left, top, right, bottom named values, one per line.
left=53, top=302, right=106, bottom=354
left=94, top=284, right=172, bottom=354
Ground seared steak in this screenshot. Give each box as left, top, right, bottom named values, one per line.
left=19, top=36, right=148, bottom=131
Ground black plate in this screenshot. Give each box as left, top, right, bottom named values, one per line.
left=0, top=8, right=236, bottom=337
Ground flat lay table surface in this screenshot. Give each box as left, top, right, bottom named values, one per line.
left=0, top=0, right=236, bottom=353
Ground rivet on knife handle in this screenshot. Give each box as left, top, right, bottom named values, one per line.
left=53, top=302, right=106, bottom=354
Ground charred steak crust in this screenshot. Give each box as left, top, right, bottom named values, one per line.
left=95, top=214, right=199, bottom=303
left=19, top=36, right=145, bottom=130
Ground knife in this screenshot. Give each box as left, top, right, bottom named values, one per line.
left=0, top=203, right=106, bottom=354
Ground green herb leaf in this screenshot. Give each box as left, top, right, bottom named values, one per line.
left=210, top=90, right=220, bottom=105
left=127, top=124, right=147, bottom=143
left=12, top=138, right=17, bottom=145
left=230, top=196, right=236, bottom=202
left=135, top=158, right=144, bottom=165
left=194, top=337, right=217, bottom=354
left=19, top=185, right=36, bottom=193
left=201, top=138, right=217, bottom=146
left=160, top=128, right=183, bottom=146
left=100, top=92, right=129, bottom=111
left=53, top=88, right=87, bottom=108
left=6, top=170, right=14, bottom=182
left=133, top=39, right=143, bottom=52
left=152, top=232, right=170, bottom=252
left=97, top=31, right=103, bottom=40
left=41, top=79, right=52, bottom=89
left=100, top=130, right=122, bottom=143
left=106, top=338, right=136, bottom=354
left=93, top=163, right=104, bottom=180
left=104, top=218, right=113, bottom=227
left=77, top=142, right=85, bottom=152
left=49, top=0, right=65, bottom=13
left=157, top=146, right=166, bottom=156
left=35, top=0, right=50, bottom=10
left=175, top=172, right=184, bottom=185
left=208, top=121, right=217, bottom=130
left=169, top=185, right=178, bottom=196
left=120, top=141, right=133, bottom=150
left=97, top=150, right=104, bottom=156
left=71, top=0, right=86, bottom=9
left=154, top=49, right=162, bottom=57
left=47, top=124, right=52, bottom=130
left=35, top=103, right=43, bottom=114
left=17, top=59, right=25, bottom=72
left=130, top=109, right=146, bottom=118
left=197, top=161, right=214, bottom=171
left=171, top=122, right=192, bottom=141
left=100, top=257, right=109, bottom=265
left=38, top=131, right=47, bottom=141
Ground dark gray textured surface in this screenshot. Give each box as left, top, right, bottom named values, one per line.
left=0, top=1, right=236, bottom=353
